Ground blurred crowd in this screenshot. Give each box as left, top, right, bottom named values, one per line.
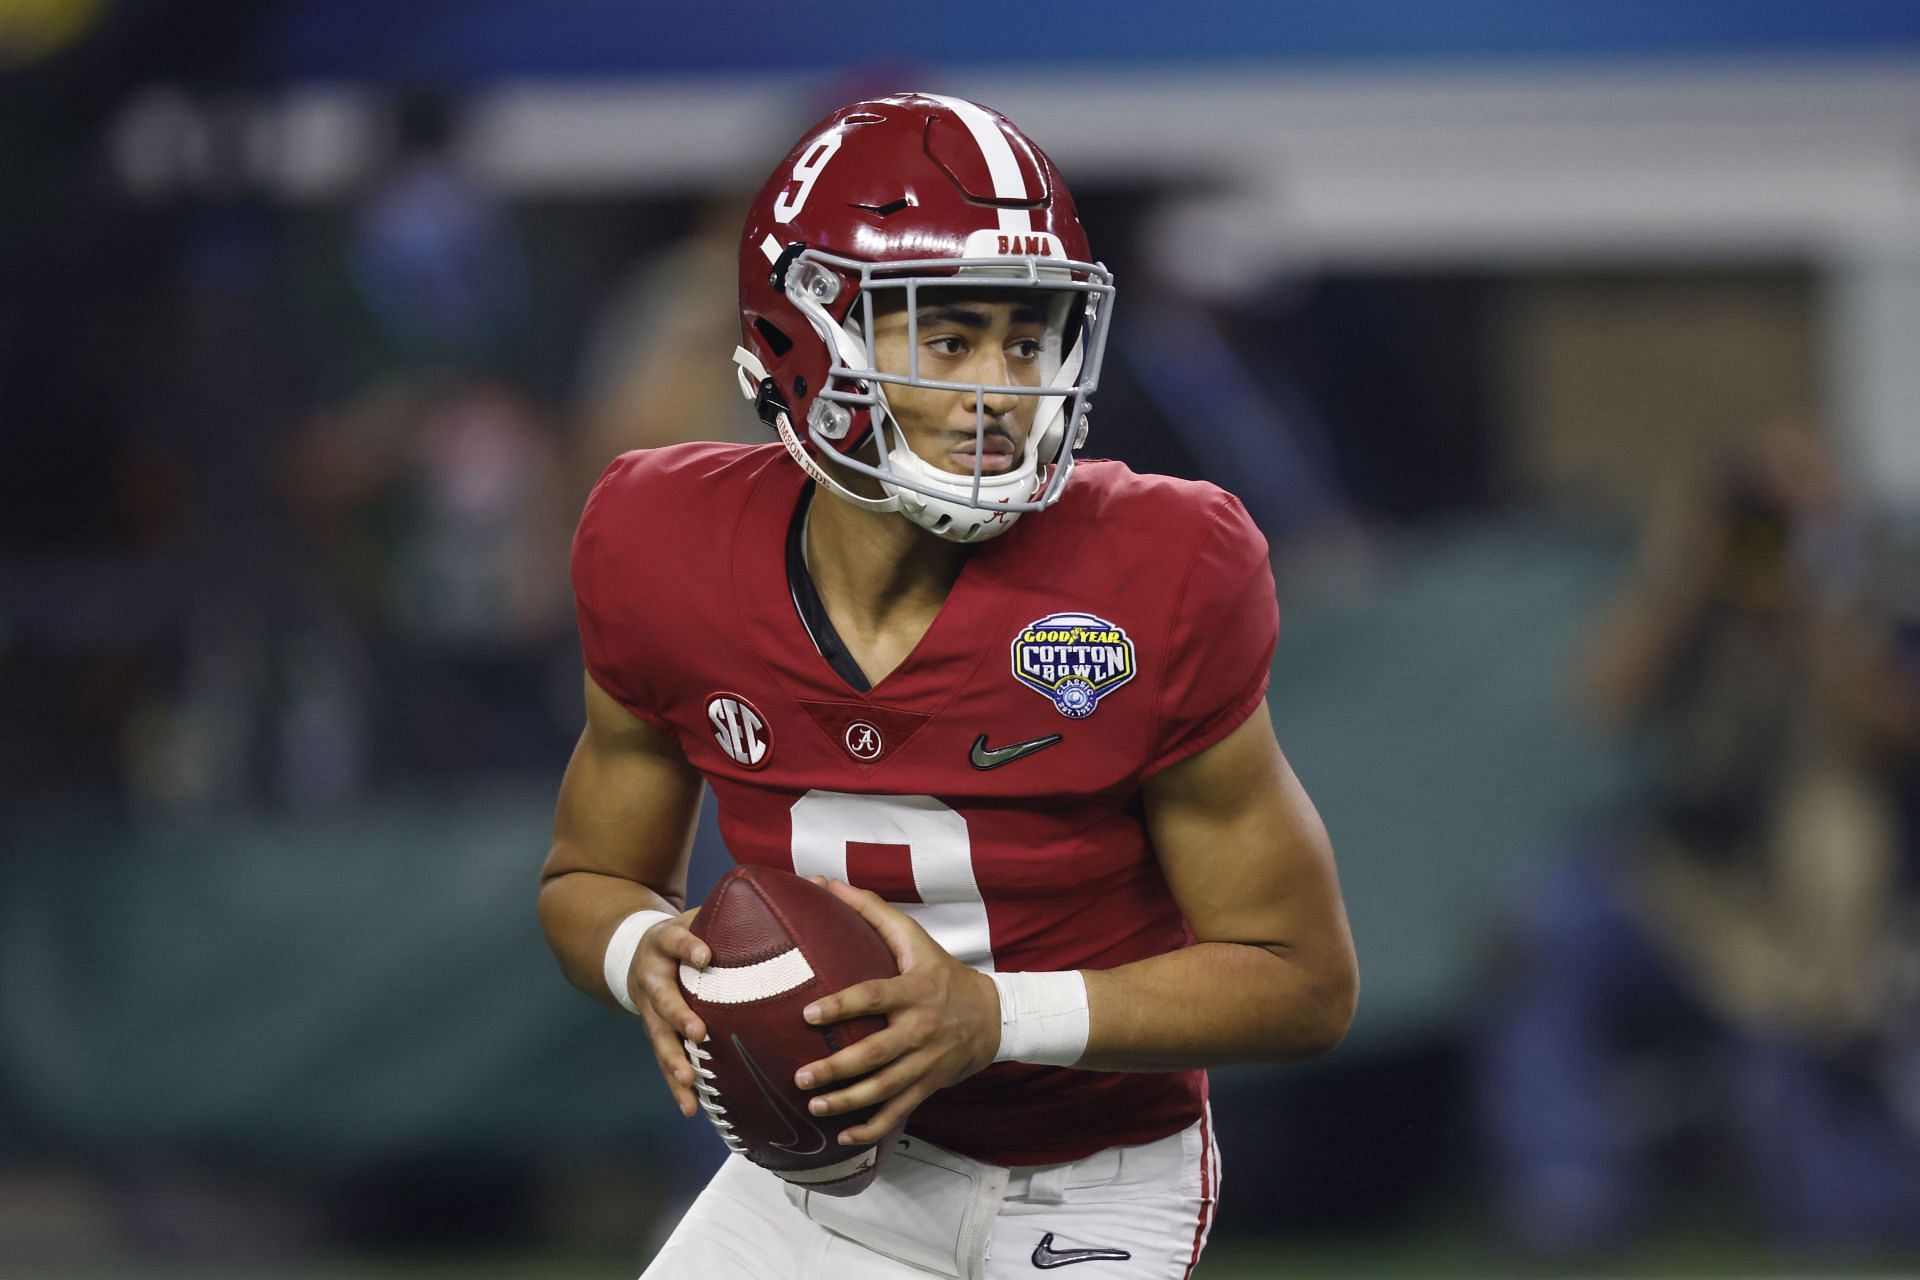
left=7, top=92, right=761, bottom=813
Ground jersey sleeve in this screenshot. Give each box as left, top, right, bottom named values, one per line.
left=1144, top=493, right=1279, bottom=775
left=571, top=452, right=676, bottom=733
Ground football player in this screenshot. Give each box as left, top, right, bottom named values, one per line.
left=540, top=93, right=1359, bottom=1279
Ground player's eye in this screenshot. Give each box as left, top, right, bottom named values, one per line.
left=1008, top=338, right=1042, bottom=361
left=925, top=336, right=966, bottom=357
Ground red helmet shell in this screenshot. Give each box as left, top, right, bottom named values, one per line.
left=738, top=93, right=1093, bottom=450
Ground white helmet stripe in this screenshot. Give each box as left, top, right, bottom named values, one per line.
left=922, top=93, right=1032, bottom=235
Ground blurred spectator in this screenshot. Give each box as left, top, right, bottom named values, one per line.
left=282, top=377, right=575, bottom=792
left=113, top=109, right=308, bottom=814
left=569, top=197, right=762, bottom=495
left=342, top=90, right=531, bottom=380
left=259, top=91, right=576, bottom=802
left=1475, top=417, right=1920, bottom=1255
left=1112, top=267, right=1355, bottom=540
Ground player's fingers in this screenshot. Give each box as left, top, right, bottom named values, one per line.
left=822, top=881, right=933, bottom=967
left=838, top=1077, right=935, bottom=1146
left=807, top=1049, right=927, bottom=1122
left=642, top=1010, right=696, bottom=1085
left=654, top=1043, right=699, bottom=1118
left=639, top=964, right=707, bottom=1042
left=803, top=976, right=910, bottom=1027
left=647, top=921, right=711, bottom=969
left=794, top=1024, right=912, bottom=1091
left=640, top=1009, right=700, bottom=1117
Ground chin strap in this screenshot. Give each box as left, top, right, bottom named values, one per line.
left=773, top=409, right=900, bottom=513
left=738, top=346, right=898, bottom=513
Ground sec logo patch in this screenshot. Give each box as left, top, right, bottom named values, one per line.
left=706, top=693, right=772, bottom=769
left=1011, top=612, right=1136, bottom=719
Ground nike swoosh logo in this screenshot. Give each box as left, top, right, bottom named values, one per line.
left=731, top=1033, right=828, bottom=1156
left=969, top=733, right=1063, bottom=771
left=1031, top=1232, right=1132, bottom=1269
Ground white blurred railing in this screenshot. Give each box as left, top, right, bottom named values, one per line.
left=110, top=59, right=1920, bottom=509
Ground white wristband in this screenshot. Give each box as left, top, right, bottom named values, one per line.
left=988, top=970, right=1090, bottom=1067
left=603, top=909, right=675, bottom=1015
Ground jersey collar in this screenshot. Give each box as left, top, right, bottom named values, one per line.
left=785, top=484, right=873, bottom=694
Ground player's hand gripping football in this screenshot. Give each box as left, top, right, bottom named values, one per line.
left=791, top=880, right=1002, bottom=1145
left=625, top=910, right=711, bottom=1118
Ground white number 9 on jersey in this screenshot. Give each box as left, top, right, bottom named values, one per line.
left=788, top=791, right=996, bottom=972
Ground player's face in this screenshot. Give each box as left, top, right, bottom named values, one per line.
left=867, top=291, right=1047, bottom=477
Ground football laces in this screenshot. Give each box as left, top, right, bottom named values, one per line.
left=683, top=1036, right=748, bottom=1154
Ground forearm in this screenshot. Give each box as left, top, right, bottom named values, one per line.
left=538, top=689, right=705, bottom=1012
left=1075, top=940, right=1356, bottom=1072
left=537, top=866, right=684, bottom=1010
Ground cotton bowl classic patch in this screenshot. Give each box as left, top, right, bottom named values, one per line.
left=1011, top=612, right=1135, bottom=718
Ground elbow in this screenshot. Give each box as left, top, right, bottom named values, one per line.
left=535, top=871, right=572, bottom=957
left=1309, top=957, right=1360, bottom=1057
left=1277, top=949, right=1359, bottom=1060
left=1242, top=940, right=1358, bottom=1060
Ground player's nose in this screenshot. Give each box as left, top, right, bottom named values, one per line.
left=978, top=387, right=1019, bottom=422
left=946, top=337, right=1024, bottom=427
left=974, top=359, right=1020, bottom=418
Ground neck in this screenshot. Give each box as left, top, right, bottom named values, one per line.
left=805, top=484, right=970, bottom=631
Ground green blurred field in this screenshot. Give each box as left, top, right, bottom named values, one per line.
left=29, top=1228, right=1920, bottom=1280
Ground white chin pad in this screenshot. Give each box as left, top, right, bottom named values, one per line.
left=879, top=426, right=1039, bottom=544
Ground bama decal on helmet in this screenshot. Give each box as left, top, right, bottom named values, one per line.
left=960, top=229, right=1063, bottom=260
left=1010, top=612, right=1136, bottom=719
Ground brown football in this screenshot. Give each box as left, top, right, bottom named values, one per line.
left=677, top=865, right=903, bottom=1195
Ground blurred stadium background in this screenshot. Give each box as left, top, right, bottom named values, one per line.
left=6, top=2, right=1920, bottom=1276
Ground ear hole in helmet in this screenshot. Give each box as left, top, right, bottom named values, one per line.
left=753, top=317, right=793, bottom=357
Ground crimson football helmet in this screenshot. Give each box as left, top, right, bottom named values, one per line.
left=734, top=93, right=1113, bottom=542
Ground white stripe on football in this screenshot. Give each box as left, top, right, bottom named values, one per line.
left=679, top=948, right=815, bottom=1004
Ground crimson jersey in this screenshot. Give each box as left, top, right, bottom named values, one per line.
left=573, top=443, right=1278, bottom=1167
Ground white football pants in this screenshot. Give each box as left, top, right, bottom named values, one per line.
left=640, top=1111, right=1219, bottom=1279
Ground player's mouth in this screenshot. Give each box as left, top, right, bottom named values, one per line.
left=950, top=431, right=1018, bottom=474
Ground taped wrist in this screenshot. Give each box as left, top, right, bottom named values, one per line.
left=987, top=970, right=1090, bottom=1067
left=603, top=909, right=675, bottom=1015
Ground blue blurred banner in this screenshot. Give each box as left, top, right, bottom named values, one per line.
left=259, top=0, right=1920, bottom=84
